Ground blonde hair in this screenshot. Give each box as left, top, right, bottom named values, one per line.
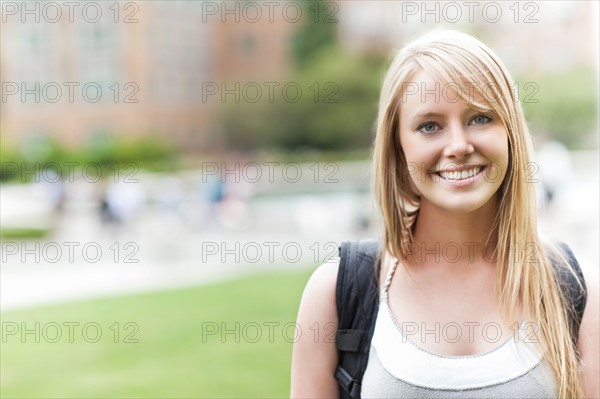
left=372, top=29, right=585, bottom=398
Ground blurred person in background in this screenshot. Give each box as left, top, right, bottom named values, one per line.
left=291, top=30, right=598, bottom=398
left=219, top=162, right=253, bottom=230
left=205, top=172, right=225, bottom=227
left=155, top=175, right=186, bottom=226
left=535, top=140, right=573, bottom=211
left=102, top=179, right=146, bottom=232
left=34, top=167, right=65, bottom=214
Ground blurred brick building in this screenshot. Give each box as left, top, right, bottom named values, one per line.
left=1, top=1, right=297, bottom=152
left=2, top=1, right=597, bottom=153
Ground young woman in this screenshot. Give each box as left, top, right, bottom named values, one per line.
left=290, top=30, right=598, bottom=398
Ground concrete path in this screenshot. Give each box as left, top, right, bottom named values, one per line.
left=2, top=155, right=597, bottom=311
left=1, top=180, right=369, bottom=310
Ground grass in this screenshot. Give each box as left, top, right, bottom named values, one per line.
left=0, top=228, right=50, bottom=240
left=0, top=268, right=314, bottom=398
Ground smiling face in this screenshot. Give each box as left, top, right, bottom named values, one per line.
left=398, top=69, right=509, bottom=214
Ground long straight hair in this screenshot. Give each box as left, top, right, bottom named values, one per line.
left=372, top=29, right=584, bottom=398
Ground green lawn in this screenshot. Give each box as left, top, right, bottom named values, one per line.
left=0, top=269, right=313, bottom=398
left=0, top=228, right=50, bottom=240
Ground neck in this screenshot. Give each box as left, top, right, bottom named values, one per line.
left=411, top=197, right=499, bottom=265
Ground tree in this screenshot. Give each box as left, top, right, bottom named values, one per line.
left=520, top=67, right=597, bottom=149
left=291, top=0, right=338, bottom=68
left=221, top=47, right=386, bottom=152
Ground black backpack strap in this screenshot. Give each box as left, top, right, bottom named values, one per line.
left=549, top=242, right=587, bottom=347
left=335, top=239, right=381, bottom=399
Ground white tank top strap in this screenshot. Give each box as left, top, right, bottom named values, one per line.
left=381, top=258, right=399, bottom=302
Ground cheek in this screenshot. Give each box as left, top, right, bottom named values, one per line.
left=482, top=134, right=510, bottom=180
left=401, top=147, right=429, bottom=187
left=401, top=137, right=438, bottom=166
left=492, top=135, right=510, bottom=169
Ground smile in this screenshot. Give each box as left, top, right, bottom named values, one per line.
left=434, top=166, right=484, bottom=182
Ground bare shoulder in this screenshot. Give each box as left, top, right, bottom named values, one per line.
left=578, top=257, right=599, bottom=323
left=304, top=259, right=340, bottom=307
left=295, top=258, right=340, bottom=334
left=290, top=259, right=341, bottom=398
left=577, top=257, right=599, bottom=399
left=578, top=256, right=599, bottom=333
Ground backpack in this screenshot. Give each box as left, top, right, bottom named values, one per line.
left=334, top=239, right=587, bottom=399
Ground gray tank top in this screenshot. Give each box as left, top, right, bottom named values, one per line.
left=361, top=260, right=558, bottom=398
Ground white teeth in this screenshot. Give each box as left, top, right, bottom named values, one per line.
left=438, top=167, right=482, bottom=181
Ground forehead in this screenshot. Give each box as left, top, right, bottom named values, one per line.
left=399, top=69, right=488, bottom=117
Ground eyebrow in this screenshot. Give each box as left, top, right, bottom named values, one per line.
left=410, top=107, right=491, bottom=124
left=412, top=111, right=445, bottom=120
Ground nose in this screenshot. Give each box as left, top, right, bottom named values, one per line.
left=442, top=123, right=474, bottom=159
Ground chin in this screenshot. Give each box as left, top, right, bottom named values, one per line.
left=434, top=195, right=496, bottom=214
left=445, top=197, right=494, bottom=213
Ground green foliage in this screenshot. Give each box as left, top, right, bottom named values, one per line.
left=222, top=47, right=386, bottom=152
left=291, top=0, right=338, bottom=68
left=221, top=0, right=387, bottom=154
left=1, top=269, right=312, bottom=397
left=0, top=139, right=21, bottom=182
left=0, top=228, right=50, bottom=239
left=0, top=134, right=179, bottom=183
left=82, top=133, right=178, bottom=169
left=520, top=67, right=597, bottom=149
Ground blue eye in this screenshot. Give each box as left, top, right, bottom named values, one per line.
left=417, top=122, right=439, bottom=134
left=471, top=114, right=491, bottom=125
